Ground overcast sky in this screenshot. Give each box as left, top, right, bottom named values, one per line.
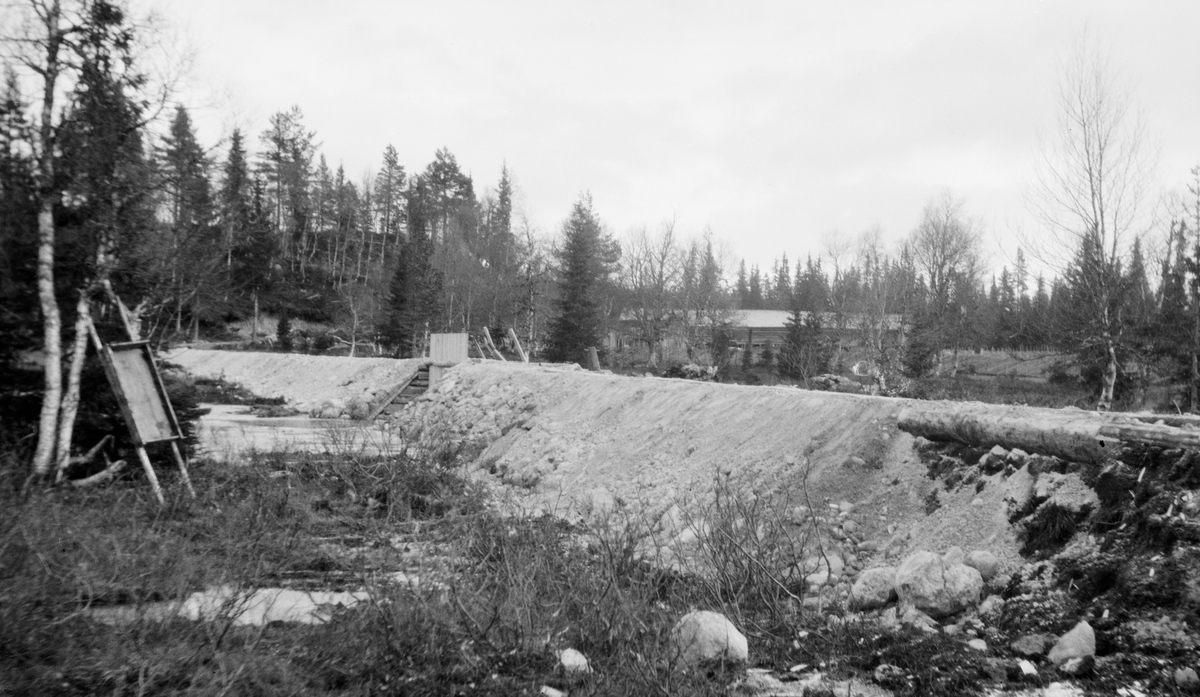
left=162, top=1, right=1200, bottom=275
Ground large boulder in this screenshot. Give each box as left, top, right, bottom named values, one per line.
left=894, top=550, right=983, bottom=619
left=965, top=550, right=999, bottom=582
left=1047, top=621, right=1095, bottom=665
left=670, top=610, right=749, bottom=665
left=848, top=566, right=898, bottom=610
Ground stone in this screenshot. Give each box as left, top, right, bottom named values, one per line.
left=848, top=566, right=897, bottom=610
left=894, top=550, right=984, bottom=619
left=879, top=606, right=899, bottom=630
left=1047, top=621, right=1095, bottom=665
left=1018, top=659, right=1038, bottom=676
left=801, top=554, right=844, bottom=589
left=669, top=610, right=749, bottom=664
left=942, top=546, right=965, bottom=566
left=1175, top=667, right=1200, bottom=688
left=558, top=648, right=591, bottom=674
left=899, top=606, right=938, bottom=633
left=347, top=395, right=373, bottom=420
left=873, top=663, right=905, bottom=686
left=981, top=444, right=1008, bottom=472
left=965, top=550, right=1000, bottom=581
left=967, top=638, right=988, bottom=651
left=1060, top=655, right=1094, bottom=676
left=841, top=519, right=859, bottom=534
left=980, top=657, right=1008, bottom=682
left=978, top=595, right=1005, bottom=618
left=1004, top=465, right=1035, bottom=516
left=1011, top=633, right=1051, bottom=656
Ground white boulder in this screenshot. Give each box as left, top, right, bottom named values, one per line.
left=894, top=550, right=983, bottom=619
left=848, top=566, right=897, bottom=610
left=670, top=610, right=749, bottom=665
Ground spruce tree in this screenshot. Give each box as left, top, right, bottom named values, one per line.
left=779, top=302, right=831, bottom=380
left=220, top=129, right=252, bottom=267
left=545, top=193, right=618, bottom=363
left=380, top=179, right=442, bottom=358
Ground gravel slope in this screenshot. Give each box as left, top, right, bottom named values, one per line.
left=401, top=361, right=1025, bottom=573
left=165, top=348, right=425, bottom=415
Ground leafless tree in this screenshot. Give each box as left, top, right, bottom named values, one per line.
left=621, top=219, right=682, bottom=366
left=1025, top=32, right=1155, bottom=409
left=909, top=190, right=982, bottom=375
left=855, top=224, right=903, bottom=369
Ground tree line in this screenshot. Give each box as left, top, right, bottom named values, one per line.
left=3, top=4, right=1200, bottom=480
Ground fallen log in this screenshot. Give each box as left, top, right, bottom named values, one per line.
left=897, top=402, right=1115, bottom=464
left=68, top=459, right=128, bottom=488
left=898, top=402, right=1200, bottom=465
left=1097, top=422, right=1200, bottom=451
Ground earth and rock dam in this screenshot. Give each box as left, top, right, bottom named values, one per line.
left=170, top=350, right=1200, bottom=695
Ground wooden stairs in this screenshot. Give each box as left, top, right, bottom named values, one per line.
left=366, top=363, right=431, bottom=420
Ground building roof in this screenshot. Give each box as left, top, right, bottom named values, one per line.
left=617, top=309, right=905, bottom=331
left=729, top=310, right=904, bottom=331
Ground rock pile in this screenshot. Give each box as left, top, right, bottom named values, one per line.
left=307, top=393, right=376, bottom=420
left=393, top=364, right=546, bottom=462
left=844, top=546, right=1001, bottom=626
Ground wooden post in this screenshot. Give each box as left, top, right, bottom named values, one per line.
left=482, top=327, right=506, bottom=361
left=135, top=445, right=166, bottom=505
left=169, top=440, right=196, bottom=498
left=586, top=346, right=601, bottom=371
left=507, top=328, right=528, bottom=363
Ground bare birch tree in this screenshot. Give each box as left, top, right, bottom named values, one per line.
left=1025, top=32, right=1155, bottom=409
left=909, top=190, right=982, bottom=375
left=5, top=0, right=175, bottom=479
left=621, top=219, right=682, bottom=366
left=6, top=0, right=83, bottom=479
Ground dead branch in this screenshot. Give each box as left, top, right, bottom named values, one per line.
left=67, top=459, right=127, bottom=488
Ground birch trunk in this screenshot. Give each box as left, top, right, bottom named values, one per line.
left=30, top=0, right=66, bottom=478
left=32, top=203, right=63, bottom=476
left=54, top=294, right=92, bottom=480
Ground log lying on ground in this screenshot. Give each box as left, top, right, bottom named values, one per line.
left=1097, top=422, right=1200, bottom=451
left=899, top=402, right=1200, bottom=464
left=898, top=403, right=1118, bottom=464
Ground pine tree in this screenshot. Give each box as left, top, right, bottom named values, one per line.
left=545, top=193, right=619, bottom=363
left=380, top=185, right=442, bottom=357
left=373, top=144, right=406, bottom=245
left=220, top=129, right=252, bottom=268
left=773, top=253, right=792, bottom=309
left=734, top=260, right=749, bottom=308
left=747, top=265, right=764, bottom=309
left=779, top=301, right=831, bottom=380
left=159, top=106, right=220, bottom=336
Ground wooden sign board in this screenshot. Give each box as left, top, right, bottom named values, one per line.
left=430, top=333, right=469, bottom=364
left=100, top=341, right=182, bottom=445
